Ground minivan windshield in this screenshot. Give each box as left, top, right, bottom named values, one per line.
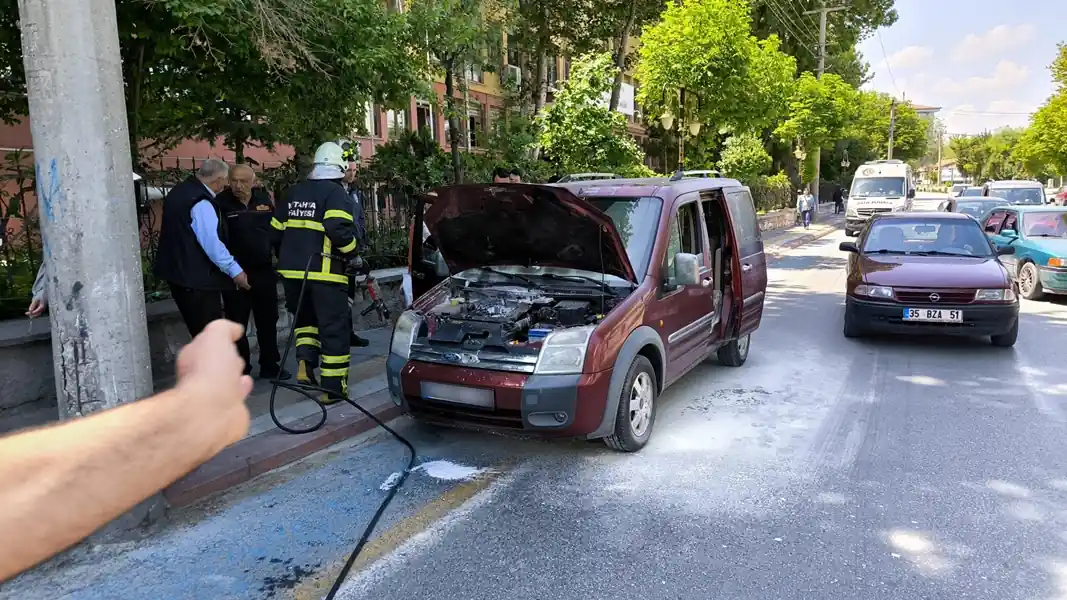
left=850, top=177, right=906, bottom=198
left=989, top=186, right=1044, bottom=205
left=586, top=196, right=663, bottom=280
left=862, top=219, right=993, bottom=257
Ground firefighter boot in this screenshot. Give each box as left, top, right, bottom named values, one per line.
left=296, top=360, right=318, bottom=386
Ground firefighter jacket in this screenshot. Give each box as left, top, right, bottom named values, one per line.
left=271, top=179, right=359, bottom=285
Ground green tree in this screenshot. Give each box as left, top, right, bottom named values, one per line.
left=717, top=133, right=772, bottom=184
left=539, top=52, right=644, bottom=174
left=950, top=133, right=991, bottom=180
left=636, top=0, right=796, bottom=136
left=775, top=72, right=857, bottom=156
left=1017, top=44, right=1067, bottom=176
left=409, top=0, right=505, bottom=182
left=848, top=91, right=927, bottom=164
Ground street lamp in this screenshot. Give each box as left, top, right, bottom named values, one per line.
left=659, top=109, right=675, bottom=131
left=688, top=118, right=702, bottom=137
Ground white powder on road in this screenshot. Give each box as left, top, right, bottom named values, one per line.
left=379, top=460, right=490, bottom=491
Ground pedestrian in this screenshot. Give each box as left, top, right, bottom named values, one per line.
left=340, top=142, right=370, bottom=348
left=833, top=187, right=844, bottom=214
left=0, top=319, right=253, bottom=582
left=154, top=158, right=250, bottom=338
left=492, top=166, right=511, bottom=183
left=271, top=142, right=360, bottom=404
left=215, top=164, right=291, bottom=380
left=509, top=167, right=523, bottom=183
left=797, top=188, right=815, bottom=229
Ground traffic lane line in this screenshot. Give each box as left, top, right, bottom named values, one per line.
left=292, top=462, right=516, bottom=600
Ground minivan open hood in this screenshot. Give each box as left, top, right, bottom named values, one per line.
left=423, top=184, right=638, bottom=283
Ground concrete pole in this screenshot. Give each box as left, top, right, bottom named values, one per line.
left=888, top=100, right=897, bottom=160
left=805, top=4, right=847, bottom=203
left=17, top=0, right=153, bottom=418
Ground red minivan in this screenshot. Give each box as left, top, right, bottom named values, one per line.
left=389, top=178, right=768, bottom=451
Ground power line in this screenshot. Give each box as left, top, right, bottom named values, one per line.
left=875, top=30, right=901, bottom=97
left=763, top=0, right=819, bottom=56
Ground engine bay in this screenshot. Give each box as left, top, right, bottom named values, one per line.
left=422, top=285, right=620, bottom=351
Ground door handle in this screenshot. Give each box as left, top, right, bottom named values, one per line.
left=741, top=264, right=752, bottom=272
left=701, top=277, right=713, bottom=287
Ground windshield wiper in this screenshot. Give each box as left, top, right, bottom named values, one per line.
left=1029, top=233, right=1063, bottom=238
left=911, top=250, right=982, bottom=257
left=867, top=249, right=910, bottom=254
left=538, top=272, right=618, bottom=294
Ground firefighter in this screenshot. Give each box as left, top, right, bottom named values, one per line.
left=271, top=142, right=360, bottom=403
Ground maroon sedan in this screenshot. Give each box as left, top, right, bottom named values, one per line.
left=839, top=212, right=1020, bottom=347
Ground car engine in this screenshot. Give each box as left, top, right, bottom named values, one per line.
left=424, top=286, right=609, bottom=350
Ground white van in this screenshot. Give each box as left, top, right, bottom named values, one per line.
left=844, top=160, right=915, bottom=236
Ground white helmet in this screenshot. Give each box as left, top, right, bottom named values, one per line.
left=313, top=142, right=347, bottom=171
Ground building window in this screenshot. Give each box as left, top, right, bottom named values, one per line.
left=386, top=109, right=407, bottom=137
left=546, top=56, right=558, bottom=89
left=506, top=33, right=520, bottom=68
left=465, top=63, right=484, bottom=84
left=363, top=102, right=382, bottom=138
left=415, top=100, right=435, bottom=141
left=468, top=102, right=483, bottom=148
left=563, top=57, right=571, bottom=80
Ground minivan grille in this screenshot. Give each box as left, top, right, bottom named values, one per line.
left=856, top=207, right=893, bottom=217
left=894, top=289, right=977, bottom=304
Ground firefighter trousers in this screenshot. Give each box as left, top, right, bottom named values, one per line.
left=282, top=279, right=352, bottom=399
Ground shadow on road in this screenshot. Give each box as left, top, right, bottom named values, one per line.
left=771, top=254, right=848, bottom=271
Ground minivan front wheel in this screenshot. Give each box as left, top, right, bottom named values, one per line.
left=604, top=356, right=657, bottom=453
left=717, top=333, right=750, bottom=367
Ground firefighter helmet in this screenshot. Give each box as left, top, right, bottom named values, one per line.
left=313, top=142, right=347, bottom=171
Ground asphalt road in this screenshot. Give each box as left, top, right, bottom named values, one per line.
left=8, top=225, right=1067, bottom=600
left=334, top=229, right=1067, bottom=600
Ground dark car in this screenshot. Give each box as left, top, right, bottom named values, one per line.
left=393, top=179, right=768, bottom=452
left=839, top=212, right=1019, bottom=347
left=960, top=187, right=985, bottom=197
left=956, top=197, right=1010, bottom=221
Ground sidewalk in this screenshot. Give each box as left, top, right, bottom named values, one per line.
left=166, top=207, right=847, bottom=508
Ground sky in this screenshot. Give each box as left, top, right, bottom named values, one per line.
left=855, top=0, right=1063, bottom=135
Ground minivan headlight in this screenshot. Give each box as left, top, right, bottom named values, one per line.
left=534, top=325, right=595, bottom=375
left=975, top=288, right=1016, bottom=302
left=390, top=310, right=422, bottom=360
left=853, top=284, right=894, bottom=299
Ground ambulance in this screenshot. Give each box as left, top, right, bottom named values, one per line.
left=844, top=160, right=915, bottom=236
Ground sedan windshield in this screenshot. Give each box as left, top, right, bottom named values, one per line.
left=1021, top=212, right=1067, bottom=238
left=850, top=177, right=905, bottom=197
left=863, top=220, right=994, bottom=257
left=990, top=187, right=1044, bottom=205
left=960, top=187, right=985, bottom=197
left=956, top=200, right=1008, bottom=218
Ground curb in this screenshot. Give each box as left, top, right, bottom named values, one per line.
left=766, top=217, right=845, bottom=257
left=164, top=390, right=403, bottom=508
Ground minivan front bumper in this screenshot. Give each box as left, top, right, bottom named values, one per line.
left=385, top=355, right=614, bottom=438
left=845, top=297, right=1019, bottom=336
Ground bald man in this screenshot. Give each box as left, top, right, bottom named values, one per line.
left=216, top=165, right=290, bottom=380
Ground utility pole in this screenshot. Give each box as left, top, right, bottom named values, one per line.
left=805, top=3, right=848, bottom=202
left=935, top=121, right=943, bottom=186
left=18, top=0, right=156, bottom=524
left=888, top=99, right=897, bottom=159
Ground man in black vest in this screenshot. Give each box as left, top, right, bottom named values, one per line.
left=216, top=165, right=291, bottom=379
left=154, top=158, right=250, bottom=338
left=340, top=142, right=370, bottom=348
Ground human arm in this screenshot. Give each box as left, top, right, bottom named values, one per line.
left=270, top=192, right=287, bottom=255
left=26, top=262, right=48, bottom=317
left=0, top=320, right=253, bottom=582
left=322, top=187, right=358, bottom=255
left=190, top=200, right=247, bottom=288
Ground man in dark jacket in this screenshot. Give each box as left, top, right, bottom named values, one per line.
left=216, top=165, right=291, bottom=380
left=341, top=143, right=370, bottom=347
left=833, top=187, right=844, bottom=214
left=154, top=158, right=250, bottom=337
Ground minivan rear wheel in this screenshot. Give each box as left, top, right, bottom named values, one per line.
left=717, top=333, right=750, bottom=367
left=604, top=356, right=657, bottom=453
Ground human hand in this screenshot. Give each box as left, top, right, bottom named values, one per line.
left=175, top=320, right=254, bottom=448
left=26, top=298, right=46, bottom=318
left=233, top=271, right=251, bottom=291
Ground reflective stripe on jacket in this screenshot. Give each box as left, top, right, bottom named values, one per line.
left=272, top=179, right=359, bottom=284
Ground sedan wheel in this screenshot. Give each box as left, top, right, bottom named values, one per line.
left=1018, top=262, right=1045, bottom=300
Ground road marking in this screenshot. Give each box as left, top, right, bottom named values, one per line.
left=291, top=463, right=516, bottom=600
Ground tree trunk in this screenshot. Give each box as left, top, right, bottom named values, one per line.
left=126, top=43, right=146, bottom=169
left=234, top=136, right=246, bottom=164
left=444, top=65, right=465, bottom=183
left=609, top=0, right=638, bottom=112
left=460, top=65, right=472, bottom=152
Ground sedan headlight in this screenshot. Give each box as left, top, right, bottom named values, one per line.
left=390, top=310, right=422, bottom=359
left=853, top=284, right=894, bottom=299
left=534, top=325, right=595, bottom=375
left=975, top=288, right=1016, bottom=302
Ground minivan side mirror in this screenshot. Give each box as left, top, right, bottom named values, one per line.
left=907, top=188, right=916, bottom=199
left=997, top=245, right=1016, bottom=256
left=672, top=252, right=701, bottom=287
left=839, top=241, right=859, bottom=253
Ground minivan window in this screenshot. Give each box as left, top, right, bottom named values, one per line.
left=850, top=177, right=905, bottom=197
left=726, top=189, right=761, bottom=256
left=586, top=196, right=663, bottom=281
left=989, top=187, right=1044, bottom=205
left=662, top=202, right=703, bottom=286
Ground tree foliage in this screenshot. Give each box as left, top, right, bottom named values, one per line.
left=1016, top=44, right=1067, bottom=176
left=539, top=52, right=644, bottom=174
left=949, top=128, right=1037, bottom=182
left=775, top=72, right=856, bottom=149
left=717, top=133, right=771, bottom=185
left=635, top=0, right=795, bottom=136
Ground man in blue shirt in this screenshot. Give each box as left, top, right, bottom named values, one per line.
left=154, top=158, right=250, bottom=337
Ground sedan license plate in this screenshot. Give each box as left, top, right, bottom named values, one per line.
left=420, top=382, right=495, bottom=408
left=903, top=308, right=963, bottom=323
